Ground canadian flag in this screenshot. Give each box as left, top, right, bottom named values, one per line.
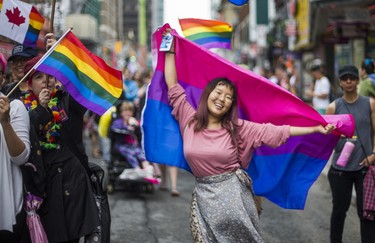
left=0, top=0, right=45, bottom=47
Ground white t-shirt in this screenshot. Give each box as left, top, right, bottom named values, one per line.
left=0, top=98, right=30, bottom=231
left=269, top=75, right=278, bottom=84
left=313, top=76, right=330, bottom=110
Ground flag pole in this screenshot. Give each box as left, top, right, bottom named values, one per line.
left=50, top=0, right=56, bottom=33
left=6, top=28, right=73, bottom=98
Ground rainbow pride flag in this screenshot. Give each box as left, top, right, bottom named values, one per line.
left=33, top=29, right=123, bottom=115
left=179, top=18, right=232, bottom=50
left=0, top=0, right=45, bottom=48
left=142, top=24, right=355, bottom=209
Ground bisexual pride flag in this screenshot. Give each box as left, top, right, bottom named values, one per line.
left=0, top=0, right=45, bottom=48
left=142, top=24, right=354, bottom=209
left=179, top=18, right=232, bottom=50
left=31, top=29, right=123, bottom=115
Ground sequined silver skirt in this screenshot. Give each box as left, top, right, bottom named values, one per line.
left=190, top=169, right=264, bottom=243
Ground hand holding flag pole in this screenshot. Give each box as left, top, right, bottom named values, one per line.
left=6, top=28, right=73, bottom=98
left=50, top=0, right=56, bottom=33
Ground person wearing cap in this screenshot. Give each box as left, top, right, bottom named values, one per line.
left=326, top=65, right=375, bottom=243
left=306, top=63, right=331, bottom=114
left=21, top=49, right=99, bottom=242
left=0, top=56, right=31, bottom=241
left=1, top=44, right=38, bottom=99
left=359, top=58, right=375, bottom=98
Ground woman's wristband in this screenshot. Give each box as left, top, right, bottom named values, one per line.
left=166, top=51, right=175, bottom=54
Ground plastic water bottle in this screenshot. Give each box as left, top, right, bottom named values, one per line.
left=336, top=137, right=356, bottom=167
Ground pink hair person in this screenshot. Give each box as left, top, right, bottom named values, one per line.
left=0, top=53, right=6, bottom=73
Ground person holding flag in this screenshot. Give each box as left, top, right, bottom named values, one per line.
left=20, top=33, right=103, bottom=243
left=17, top=27, right=122, bottom=242
left=162, top=28, right=336, bottom=242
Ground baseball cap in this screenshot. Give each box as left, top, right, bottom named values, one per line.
left=8, top=44, right=38, bottom=62
left=310, top=59, right=322, bottom=71
left=338, top=65, right=359, bottom=79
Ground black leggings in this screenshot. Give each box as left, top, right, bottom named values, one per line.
left=328, top=167, right=375, bottom=243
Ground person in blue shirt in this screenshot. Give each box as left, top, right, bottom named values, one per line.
left=122, top=67, right=139, bottom=102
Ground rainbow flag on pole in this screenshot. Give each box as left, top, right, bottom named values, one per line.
left=32, top=29, right=123, bottom=115
left=142, top=24, right=355, bottom=209
left=179, top=18, right=232, bottom=50
left=0, top=0, right=45, bottom=47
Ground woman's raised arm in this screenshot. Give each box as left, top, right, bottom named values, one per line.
left=163, top=29, right=178, bottom=90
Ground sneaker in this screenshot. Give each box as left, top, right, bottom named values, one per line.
left=119, top=168, right=143, bottom=180
left=143, top=165, right=154, bottom=179
left=144, top=177, right=161, bottom=185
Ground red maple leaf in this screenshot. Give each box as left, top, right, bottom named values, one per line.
left=5, top=7, right=26, bottom=29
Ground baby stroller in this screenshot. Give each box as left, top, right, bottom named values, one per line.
left=106, top=119, right=159, bottom=194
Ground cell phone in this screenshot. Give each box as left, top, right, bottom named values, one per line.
left=159, top=33, right=174, bottom=52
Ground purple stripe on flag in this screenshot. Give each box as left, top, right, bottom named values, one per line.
left=147, top=70, right=203, bottom=108
left=202, top=41, right=231, bottom=50
left=147, top=70, right=168, bottom=104
left=255, top=133, right=339, bottom=159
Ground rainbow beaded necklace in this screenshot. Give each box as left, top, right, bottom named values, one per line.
left=23, top=89, right=62, bottom=149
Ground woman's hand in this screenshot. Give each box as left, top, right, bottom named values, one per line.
left=0, top=96, right=10, bottom=124
left=290, top=124, right=336, bottom=136
left=45, top=33, right=57, bottom=51
left=39, top=88, right=51, bottom=108
left=162, top=28, right=174, bottom=52
left=317, top=124, right=336, bottom=134
left=360, top=155, right=375, bottom=167
left=128, top=117, right=138, bottom=126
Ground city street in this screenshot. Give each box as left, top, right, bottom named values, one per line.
left=100, top=160, right=361, bottom=243
left=0, top=1, right=373, bottom=243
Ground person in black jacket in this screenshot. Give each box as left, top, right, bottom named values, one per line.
left=22, top=53, right=99, bottom=243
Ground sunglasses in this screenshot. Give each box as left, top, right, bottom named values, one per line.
left=340, top=75, right=358, bottom=82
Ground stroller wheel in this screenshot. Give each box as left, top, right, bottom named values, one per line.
left=145, top=184, right=154, bottom=194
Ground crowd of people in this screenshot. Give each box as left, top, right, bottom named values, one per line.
left=0, top=28, right=374, bottom=243
left=260, top=57, right=335, bottom=115
left=0, top=30, right=183, bottom=242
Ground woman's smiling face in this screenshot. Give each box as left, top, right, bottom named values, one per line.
left=207, top=82, right=233, bottom=120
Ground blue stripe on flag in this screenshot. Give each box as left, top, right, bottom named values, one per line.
left=142, top=99, right=191, bottom=171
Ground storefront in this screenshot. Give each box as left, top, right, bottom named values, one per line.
left=309, top=0, right=374, bottom=78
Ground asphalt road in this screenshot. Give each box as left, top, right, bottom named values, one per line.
left=85, top=140, right=361, bottom=243
left=105, top=167, right=360, bottom=243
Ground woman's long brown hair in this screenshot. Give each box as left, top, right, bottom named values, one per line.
left=191, top=78, right=240, bottom=147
